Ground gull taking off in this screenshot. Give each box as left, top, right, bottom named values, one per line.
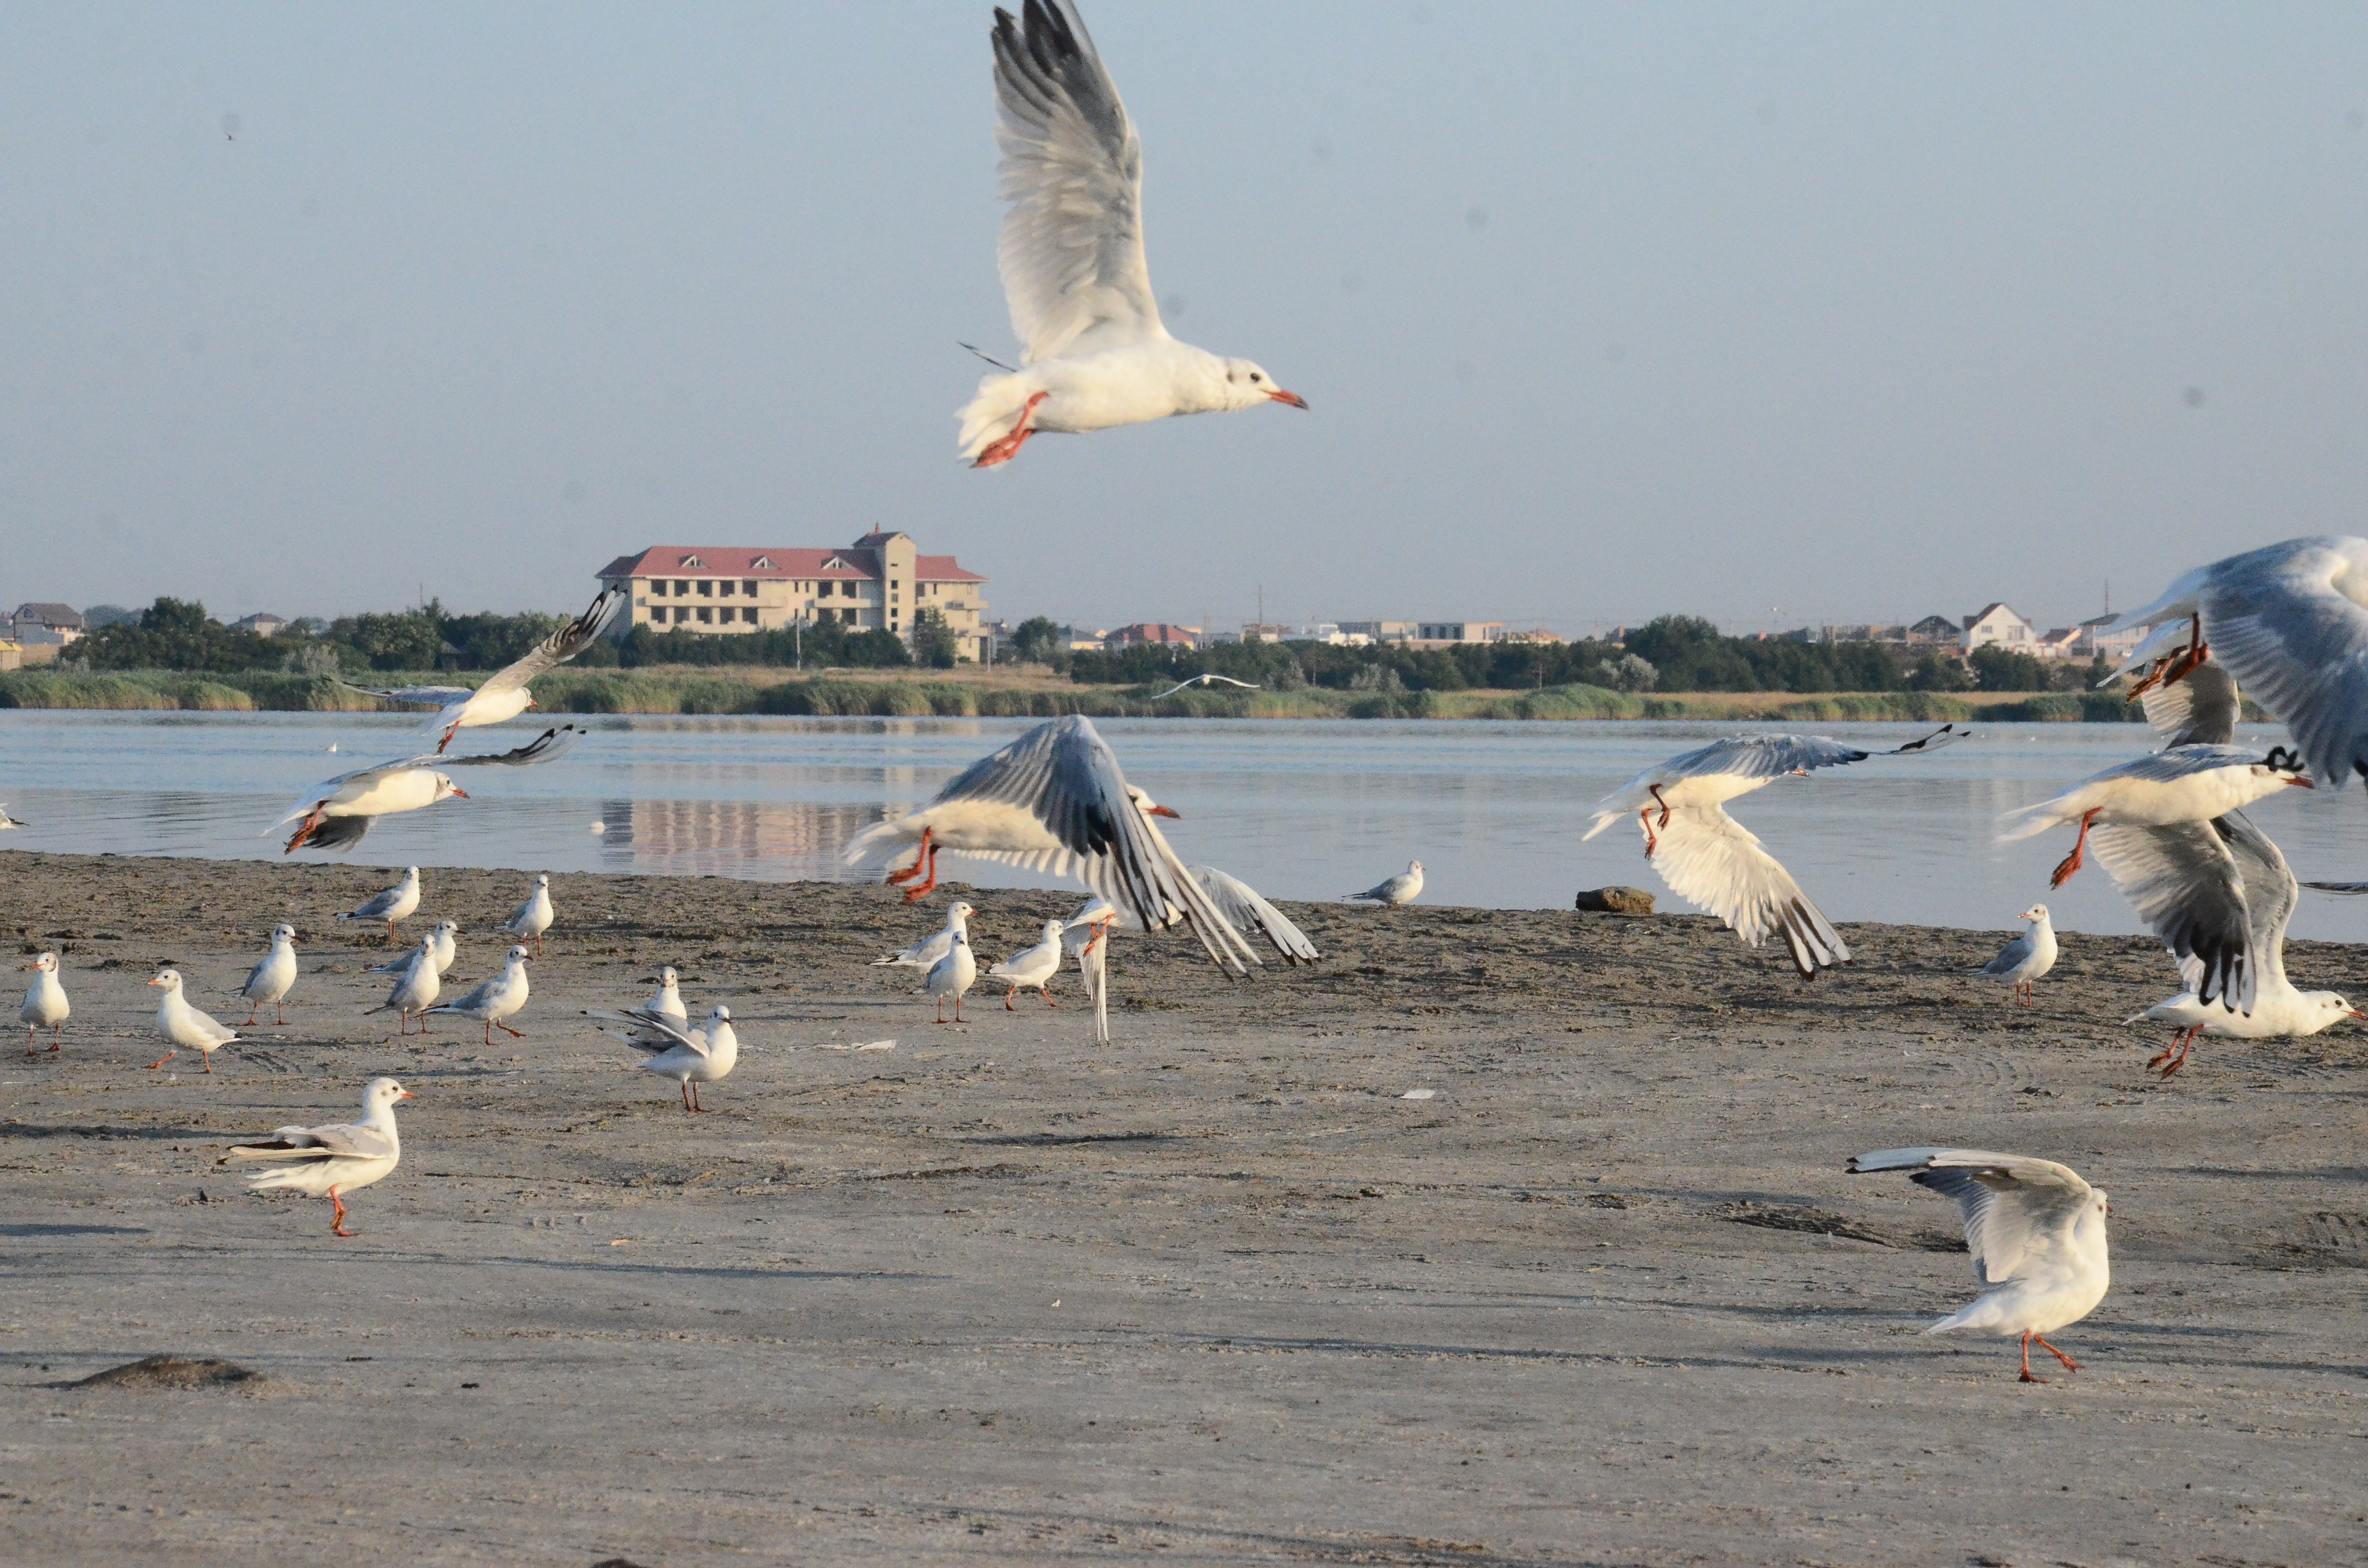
left=234, top=924, right=300, bottom=1026
left=21, top=952, right=67, bottom=1055
left=1977, top=906, right=2057, bottom=1006
left=1587, top=727, right=1970, bottom=980
left=503, top=873, right=555, bottom=956
left=956, top=0, right=1306, bottom=467
left=1194, top=866, right=1320, bottom=964
left=990, top=918, right=1066, bottom=1009
left=337, top=587, right=624, bottom=753
left=2001, top=745, right=2310, bottom=889
left=338, top=867, right=421, bottom=945
left=273, top=724, right=586, bottom=853
left=1848, top=1148, right=2110, bottom=1384
left=592, top=1003, right=739, bottom=1113
left=425, top=945, right=530, bottom=1047
left=365, top=935, right=442, bottom=1036
left=147, top=969, right=239, bottom=1073
left=1342, top=861, right=1423, bottom=909
left=222, top=1078, right=413, bottom=1237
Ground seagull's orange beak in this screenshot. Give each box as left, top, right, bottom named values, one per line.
left=1268, top=389, right=1308, bottom=409
left=147, top=976, right=167, bottom=987
left=1147, top=804, right=1181, bottom=819
left=451, top=787, right=470, bottom=799
left=398, top=1090, right=416, bottom=1101
left=2287, top=776, right=2315, bottom=788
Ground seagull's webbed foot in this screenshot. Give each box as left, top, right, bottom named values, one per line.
left=971, top=392, right=1049, bottom=469
left=2035, top=1334, right=2080, bottom=1372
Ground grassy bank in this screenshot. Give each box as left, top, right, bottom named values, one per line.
left=0, top=667, right=2164, bottom=722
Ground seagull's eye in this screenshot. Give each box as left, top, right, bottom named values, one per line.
left=1250, top=372, right=1262, bottom=382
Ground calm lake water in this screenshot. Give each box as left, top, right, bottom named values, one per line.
left=5, top=710, right=2368, bottom=943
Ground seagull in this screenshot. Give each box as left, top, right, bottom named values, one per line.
left=1976, top=905, right=2057, bottom=1006
left=843, top=715, right=1257, bottom=973
left=1341, top=860, right=1423, bottom=909
left=1064, top=899, right=1120, bottom=1044
left=221, top=1078, right=413, bottom=1237
left=1192, top=865, right=1320, bottom=964
left=367, top=919, right=458, bottom=981
left=0, top=804, right=24, bottom=830
left=502, top=873, right=555, bottom=957
left=1148, top=674, right=1259, bottom=700
left=147, top=969, right=240, bottom=1073
left=1847, top=1147, right=2111, bottom=1384
left=424, top=945, right=530, bottom=1047
left=955, top=0, right=1307, bottom=468
left=925, top=907, right=979, bottom=1024
left=234, top=923, right=300, bottom=1026
left=874, top=902, right=977, bottom=970
left=337, top=867, right=421, bottom=946
left=363, top=935, right=442, bottom=1035
left=591, top=1002, right=739, bottom=1113
left=1584, top=727, right=1971, bottom=979
left=272, top=723, right=587, bottom=854
left=989, top=917, right=1066, bottom=1009
left=20, top=952, right=67, bottom=1055
left=2000, top=744, right=2311, bottom=889
left=336, top=587, right=625, bottom=753
left=643, top=966, right=689, bottom=1029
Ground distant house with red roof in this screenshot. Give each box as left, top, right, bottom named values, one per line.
left=596, top=530, right=990, bottom=660
left=1106, top=622, right=1202, bottom=649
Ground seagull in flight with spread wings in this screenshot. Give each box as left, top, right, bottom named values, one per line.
left=338, top=587, right=623, bottom=753
left=271, top=724, right=587, bottom=854
left=956, top=0, right=1307, bottom=468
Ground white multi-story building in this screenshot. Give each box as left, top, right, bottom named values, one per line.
left=597, top=530, right=990, bottom=660
left=1961, top=603, right=2036, bottom=653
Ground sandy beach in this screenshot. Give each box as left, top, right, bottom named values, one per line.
left=4, top=849, right=2365, bottom=1566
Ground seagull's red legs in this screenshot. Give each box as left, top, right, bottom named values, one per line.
left=2050, top=809, right=2100, bottom=888
left=330, top=1187, right=355, bottom=1238
left=971, top=392, right=1049, bottom=469
left=2148, top=1025, right=2202, bottom=1077
left=900, top=840, right=941, bottom=904
left=2019, top=1330, right=2046, bottom=1383
left=885, top=827, right=934, bottom=883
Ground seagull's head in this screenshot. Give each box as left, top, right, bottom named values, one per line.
left=149, top=968, right=183, bottom=993
left=365, top=1077, right=416, bottom=1113
left=2306, top=991, right=2361, bottom=1029
left=1408, top=860, right=1424, bottom=874
left=1126, top=785, right=1181, bottom=820
left=431, top=775, right=467, bottom=802
left=660, top=966, right=678, bottom=986
left=948, top=901, right=976, bottom=924
left=535, top=873, right=550, bottom=887
left=707, top=1004, right=732, bottom=1025
left=273, top=923, right=298, bottom=946
left=25, top=951, right=57, bottom=974
left=506, top=944, right=530, bottom=965
left=1220, top=358, right=1307, bottom=412
left=2020, top=904, right=2048, bottom=924
left=438, top=919, right=461, bottom=937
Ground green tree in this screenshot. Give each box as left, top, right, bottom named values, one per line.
left=1011, top=615, right=1065, bottom=666
left=912, top=609, right=959, bottom=669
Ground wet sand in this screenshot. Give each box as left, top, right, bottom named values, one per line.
left=3, top=850, right=2365, bottom=1566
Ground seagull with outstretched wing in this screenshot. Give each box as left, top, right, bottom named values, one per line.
left=1148, top=674, right=1259, bottom=700
left=271, top=723, right=587, bottom=854
left=338, top=586, right=623, bottom=753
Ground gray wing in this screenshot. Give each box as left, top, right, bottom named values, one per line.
left=375, top=723, right=590, bottom=773
left=1192, top=865, right=1320, bottom=965
left=1978, top=930, right=2035, bottom=979
left=2086, top=820, right=2252, bottom=1010
left=238, top=958, right=269, bottom=995
left=225, top=1121, right=395, bottom=1164
left=2090, top=743, right=2269, bottom=785
left=344, top=887, right=406, bottom=921
left=334, top=681, right=473, bottom=707
left=991, top=0, right=1162, bottom=363
left=929, top=716, right=1256, bottom=973
left=586, top=1007, right=707, bottom=1058
left=477, top=588, right=628, bottom=697
left=1847, top=1148, right=2092, bottom=1286
left=2137, top=661, right=2242, bottom=747
left=1649, top=805, right=1849, bottom=979
left=2220, top=810, right=2296, bottom=994
left=1655, top=734, right=1875, bottom=783
left=2195, top=536, right=2368, bottom=791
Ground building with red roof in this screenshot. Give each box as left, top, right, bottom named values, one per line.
left=596, top=530, right=990, bottom=659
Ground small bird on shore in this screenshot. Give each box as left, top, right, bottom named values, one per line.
left=503, top=873, right=555, bottom=957
left=1848, top=1147, right=2110, bottom=1383
left=147, top=969, right=239, bottom=1073
left=338, top=867, right=421, bottom=946
left=1977, top=905, right=2057, bottom=1006
left=592, top=1002, right=739, bottom=1113
left=990, top=918, right=1066, bottom=1010
left=925, top=908, right=978, bottom=1024
left=643, top=966, right=689, bottom=1029
left=20, top=952, right=68, bottom=1055
left=234, top=924, right=300, bottom=1026
left=336, top=586, right=624, bottom=753
left=875, top=901, right=977, bottom=970
left=368, top=918, right=458, bottom=981
left=424, top=945, right=530, bottom=1047
left=1342, top=861, right=1423, bottom=909
left=364, top=935, right=442, bottom=1035
left=222, top=1077, right=412, bottom=1237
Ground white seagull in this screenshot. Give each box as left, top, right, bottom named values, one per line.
left=989, top=917, right=1067, bottom=1009
left=367, top=918, right=459, bottom=981
left=147, top=969, right=240, bottom=1073
left=337, top=587, right=625, bottom=753
left=1585, top=727, right=1971, bottom=980
left=2001, top=744, right=2311, bottom=889
left=844, top=715, right=1257, bottom=973
left=337, top=867, right=421, bottom=946
left=591, top=1002, right=739, bottom=1113
left=874, top=902, right=977, bottom=970
left=234, top=923, right=300, bottom=1026
left=20, top=952, right=68, bottom=1055
left=1193, top=865, right=1320, bottom=964
left=424, top=944, right=531, bottom=1047
left=272, top=723, right=586, bottom=854
left=503, top=873, right=555, bottom=957
left=1976, top=905, right=2057, bottom=1007
left=222, top=1078, right=413, bottom=1237
left=1148, top=674, right=1260, bottom=700
left=364, top=935, right=442, bottom=1036
left=1341, top=860, right=1423, bottom=909
left=955, top=0, right=1307, bottom=468
left=0, top=804, right=25, bottom=830
left=925, top=907, right=979, bottom=1024
left=1848, top=1147, right=2110, bottom=1384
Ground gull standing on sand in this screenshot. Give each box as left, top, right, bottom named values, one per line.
left=368, top=919, right=458, bottom=982
left=503, top=873, right=555, bottom=957
left=1341, top=861, right=1423, bottom=909
left=1586, top=727, right=1971, bottom=980
left=234, top=924, right=300, bottom=1026
left=925, top=908, right=979, bottom=1024
left=222, top=1078, right=413, bottom=1237
left=337, top=587, right=624, bottom=753
left=956, top=0, right=1307, bottom=468
left=1847, top=1148, right=2110, bottom=1384
left=364, top=936, right=442, bottom=1036
left=147, top=969, right=239, bottom=1073
left=990, top=918, right=1067, bottom=1009
left=338, top=868, right=421, bottom=945
left=874, top=902, right=975, bottom=970
left=425, top=945, right=530, bottom=1047
left=845, top=714, right=1258, bottom=973
left=273, top=724, right=587, bottom=854
left=1977, top=906, right=2057, bottom=1006
left=591, top=1003, right=739, bottom=1113
left=20, top=952, right=67, bottom=1055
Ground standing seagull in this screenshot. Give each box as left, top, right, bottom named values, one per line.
left=503, top=873, right=555, bottom=957
left=147, top=969, right=240, bottom=1073
left=1848, top=1148, right=2110, bottom=1384
left=1341, top=861, right=1423, bottom=909
left=234, top=924, right=300, bottom=1026
left=925, top=908, right=979, bottom=1024
left=990, top=918, right=1067, bottom=1009
left=843, top=715, right=1258, bottom=974
left=364, top=936, right=442, bottom=1036
left=592, top=1003, right=739, bottom=1113
left=1585, top=727, right=1970, bottom=980
left=337, top=587, right=625, bottom=753
left=273, top=724, right=586, bottom=853
left=222, top=1078, right=413, bottom=1237
left=338, top=867, right=421, bottom=946
left=874, top=902, right=976, bottom=970
left=1977, top=906, right=2057, bottom=1006
left=368, top=918, right=459, bottom=982
left=424, top=945, right=531, bottom=1047
left=956, top=0, right=1307, bottom=467
left=20, top=952, right=67, bottom=1055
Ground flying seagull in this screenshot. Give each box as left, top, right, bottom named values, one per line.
left=338, top=586, right=623, bottom=753
left=1148, top=674, right=1259, bottom=700
left=271, top=724, right=587, bottom=854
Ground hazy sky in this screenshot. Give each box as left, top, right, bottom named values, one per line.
left=6, top=4, right=2367, bottom=637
